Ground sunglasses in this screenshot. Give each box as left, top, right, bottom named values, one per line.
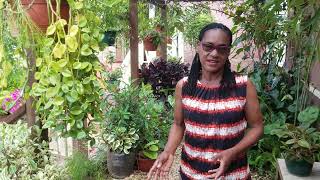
left=201, top=43, right=231, bottom=54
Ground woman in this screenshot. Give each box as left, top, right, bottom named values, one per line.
left=147, top=23, right=263, bottom=180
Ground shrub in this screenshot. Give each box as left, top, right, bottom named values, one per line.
left=0, top=121, right=66, bottom=179
left=140, top=58, right=189, bottom=101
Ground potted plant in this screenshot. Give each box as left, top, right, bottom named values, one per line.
left=272, top=106, right=320, bottom=176
left=99, top=83, right=142, bottom=178
left=142, top=29, right=162, bottom=51
left=20, top=0, right=69, bottom=31
left=137, top=140, right=160, bottom=172
left=102, top=126, right=139, bottom=179
left=132, top=84, right=171, bottom=172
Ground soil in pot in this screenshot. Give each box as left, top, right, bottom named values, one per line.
left=137, top=155, right=156, bottom=172
left=285, top=158, right=314, bottom=177
left=107, top=150, right=136, bottom=179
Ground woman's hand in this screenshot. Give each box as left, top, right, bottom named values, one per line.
left=207, top=149, right=236, bottom=180
left=147, top=151, right=174, bottom=180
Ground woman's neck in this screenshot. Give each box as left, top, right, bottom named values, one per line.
left=200, top=69, right=224, bottom=84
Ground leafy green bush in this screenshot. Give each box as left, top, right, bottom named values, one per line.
left=183, top=5, right=213, bottom=46
left=0, top=121, right=66, bottom=179
left=66, top=151, right=107, bottom=180
left=100, top=83, right=172, bottom=155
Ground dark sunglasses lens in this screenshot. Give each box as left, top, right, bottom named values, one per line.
left=217, top=47, right=230, bottom=54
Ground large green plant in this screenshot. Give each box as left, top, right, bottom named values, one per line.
left=100, top=83, right=170, bottom=155
left=0, top=121, right=67, bottom=179
left=31, top=1, right=104, bottom=139
left=225, top=0, right=320, bottom=176
left=272, top=106, right=320, bottom=163
left=100, top=82, right=141, bottom=154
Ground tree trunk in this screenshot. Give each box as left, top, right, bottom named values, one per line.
left=129, top=0, right=139, bottom=84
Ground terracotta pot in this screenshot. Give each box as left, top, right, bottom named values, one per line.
left=20, top=0, right=69, bottom=32
left=166, top=37, right=172, bottom=44
left=137, top=156, right=156, bottom=172
left=144, top=36, right=157, bottom=51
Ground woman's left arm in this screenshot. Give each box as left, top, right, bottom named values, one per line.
left=230, top=79, right=264, bottom=154
left=208, top=79, right=264, bottom=179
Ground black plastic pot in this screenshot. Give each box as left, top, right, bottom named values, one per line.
left=285, top=158, right=314, bottom=177
left=107, top=150, right=136, bottom=179
left=102, top=31, right=116, bottom=46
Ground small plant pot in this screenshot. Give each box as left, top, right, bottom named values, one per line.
left=20, top=0, right=69, bottom=32
left=137, top=156, right=156, bottom=172
left=143, top=37, right=157, bottom=51
left=102, top=31, right=117, bottom=46
left=166, top=37, right=172, bottom=44
left=107, top=150, right=136, bottom=179
left=285, top=158, right=314, bottom=177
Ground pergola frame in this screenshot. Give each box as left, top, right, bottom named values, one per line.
left=129, top=0, right=226, bottom=80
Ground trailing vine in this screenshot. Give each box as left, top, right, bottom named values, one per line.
left=31, top=0, right=104, bottom=139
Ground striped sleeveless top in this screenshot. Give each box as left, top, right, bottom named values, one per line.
left=180, top=75, right=251, bottom=180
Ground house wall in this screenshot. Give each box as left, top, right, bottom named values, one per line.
left=310, top=61, right=320, bottom=105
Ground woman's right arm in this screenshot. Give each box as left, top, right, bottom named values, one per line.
left=147, top=79, right=186, bottom=180
left=163, top=78, right=186, bottom=155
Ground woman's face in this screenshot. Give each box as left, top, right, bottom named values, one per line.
left=197, top=29, right=231, bottom=73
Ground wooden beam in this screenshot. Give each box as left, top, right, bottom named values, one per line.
left=149, top=0, right=226, bottom=5
left=0, top=104, right=26, bottom=124
left=129, top=0, right=139, bottom=82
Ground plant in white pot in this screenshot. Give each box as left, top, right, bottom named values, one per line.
left=272, top=106, right=320, bottom=176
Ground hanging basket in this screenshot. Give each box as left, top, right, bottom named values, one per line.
left=143, top=36, right=157, bottom=51
left=20, top=0, right=69, bottom=32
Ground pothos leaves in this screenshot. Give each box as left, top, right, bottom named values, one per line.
left=32, top=4, right=104, bottom=140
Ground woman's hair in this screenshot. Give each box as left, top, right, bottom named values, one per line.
left=182, top=23, right=236, bottom=97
